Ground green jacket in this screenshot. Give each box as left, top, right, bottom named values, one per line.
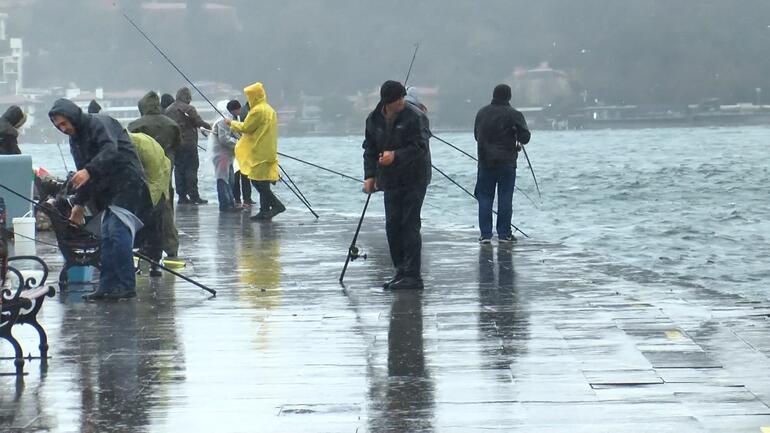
left=129, top=132, right=171, bottom=206
left=128, top=91, right=181, bottom=162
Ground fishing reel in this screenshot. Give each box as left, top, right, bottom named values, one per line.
left=348, top=245, right=367, bottom=261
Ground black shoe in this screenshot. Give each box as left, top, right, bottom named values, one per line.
left=266, top=202, right=286, bottom=220
left=249, top=211, right=268, bottom=221
left=83, top=289, right=111, bottom=301
left=191, top=197, right=208, bottom=205
left=149, top=266, right=162, bottom=277
left=107, top=290, right=137, bottom=300
left=383, top=274, right=404, bottom=290
left=498, top=234, right=516, bottom=243
left=388, top=276, right=424, bottom=290
left=178, top=197, right=191, bottom=205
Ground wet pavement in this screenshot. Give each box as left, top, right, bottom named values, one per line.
left=2, top=203, right=770, bottom=432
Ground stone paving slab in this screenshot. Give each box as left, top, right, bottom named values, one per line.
left=1, top=206, right=770, bottom=432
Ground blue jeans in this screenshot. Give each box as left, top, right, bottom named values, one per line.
left=217, top=178, right=236, bottom=211
left=475, top=165, right=516, bottom=239
left=100, top=210, right=136, bottom=291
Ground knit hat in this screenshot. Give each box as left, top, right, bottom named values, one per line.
left=380, top=80, right=406, bottom=104
left=492, top=84, right=512, bottom=102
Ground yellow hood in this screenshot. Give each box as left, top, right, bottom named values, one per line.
left=244, top=82, right=266, bottom=107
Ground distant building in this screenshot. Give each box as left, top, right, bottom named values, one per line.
left=506, top=63, right=573, bottom=107
left=0, top=13, right=23, bottom=95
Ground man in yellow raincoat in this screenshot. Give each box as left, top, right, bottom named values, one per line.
left=129, top=132, right=171, bottom=276
left=225, top=82, right=285, bottom=221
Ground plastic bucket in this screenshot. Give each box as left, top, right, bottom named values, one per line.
left=12, top=215, right=36, bottom=256
left=67, top=266, right=94, bottom=283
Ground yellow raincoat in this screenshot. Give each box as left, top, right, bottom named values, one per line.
left=129, top=132, right=171, bottom=206
left=232, top=82, right=279, bottom=182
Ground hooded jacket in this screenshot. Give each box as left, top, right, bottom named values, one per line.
left=209, top=101, right=239, bottom=181
left=163, top=87, right=211, bottom=146
left=160, top=93, right=174, bottom=111
left=362, top=102, right=432, bottom=191
left=474, top=98, right=531, bottom=167
left=128, top=91, right=182, bottom=161
left=129, top=132, right=171, bottom=207
left=231, top=83, right=279, bottom=182
left=87, top=99, right=101, bottom=114
left=48, top=98, right=151, bottom=221
left=0, top=105, right=25, bottom=155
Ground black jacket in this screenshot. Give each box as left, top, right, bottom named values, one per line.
left=474, top=99, right=531, bottom=167
left=363, top=103, right=431, bottom=191
left=163, top=87, right=211, bottom=146
left=0, top=106, right=24, bottom=155
left=48, top=98, right=151, bottom=221
left=128, top=91, right=182, bottom=162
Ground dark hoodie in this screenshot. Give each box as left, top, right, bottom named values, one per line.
left=128, top=91, right=181, bottom=161
left=163, top=87, right=211, bottom=146
left=87, top=99, right=101, bottom=114
left=48, top=98, right=151, bottom=221
left=0, top=105, right=25, bottom=155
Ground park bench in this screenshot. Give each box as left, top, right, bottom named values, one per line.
left=1, top=255, right=56, bottom=375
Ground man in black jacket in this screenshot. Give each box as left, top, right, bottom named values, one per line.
left=164, top=87, right=211, bottom=205
left=128, top=91, right=182, bottom=258
left=474, top=84, right=531, bottom=244
left=49, top=98, right=152, bottom=300
left=363, top=80, right=431, bottom=290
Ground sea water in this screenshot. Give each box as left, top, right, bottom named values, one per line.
left=24, top=125, right=770, bottom=300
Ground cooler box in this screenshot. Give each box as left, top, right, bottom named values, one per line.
left=67, top=266, right=94, bottom=283
left=0, top=155, right=33, bottom=229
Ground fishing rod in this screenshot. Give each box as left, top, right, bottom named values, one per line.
left=56, top=141, right=70, bottom=173
left=278, top=152, right=362, bottom=183
left=278, top=164, right=311, bottom=207
left=339, top=194, right=370, bottom=283
left=431, top=133, right=537, bottom=206
left=121, top=11, right=313, bottom=217
left=404, top=43, right=420, bottom=86
left=431, top=163, right=528, bottom=238
left=0, top=183, right=217, bottom=296
left=278, top=176, right=318, bottom=219
left=519, top=143, right=541, bottom=199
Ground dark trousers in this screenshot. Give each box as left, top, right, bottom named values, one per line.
left=233, top=171, right=253, bottom=204
left=475, top=165, right=516, bottom=239
left=251, top=180, right=283, bottom=212
left=162, top=182, right=179, bottom=257
left=383, top=186, right=427, bottom=278
left=174, top=145, right=200, bottom=200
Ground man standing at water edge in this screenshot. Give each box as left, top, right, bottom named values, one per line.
left=164, top=87, right=211, bottom=205
left=474, top=84, right=531, bottom=244
left=363, top=80, right=431, bottom=290
left=128, top=90, right=182, bottom=258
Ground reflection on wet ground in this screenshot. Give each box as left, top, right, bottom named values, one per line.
left=3, top=206, right=770, bottom=432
